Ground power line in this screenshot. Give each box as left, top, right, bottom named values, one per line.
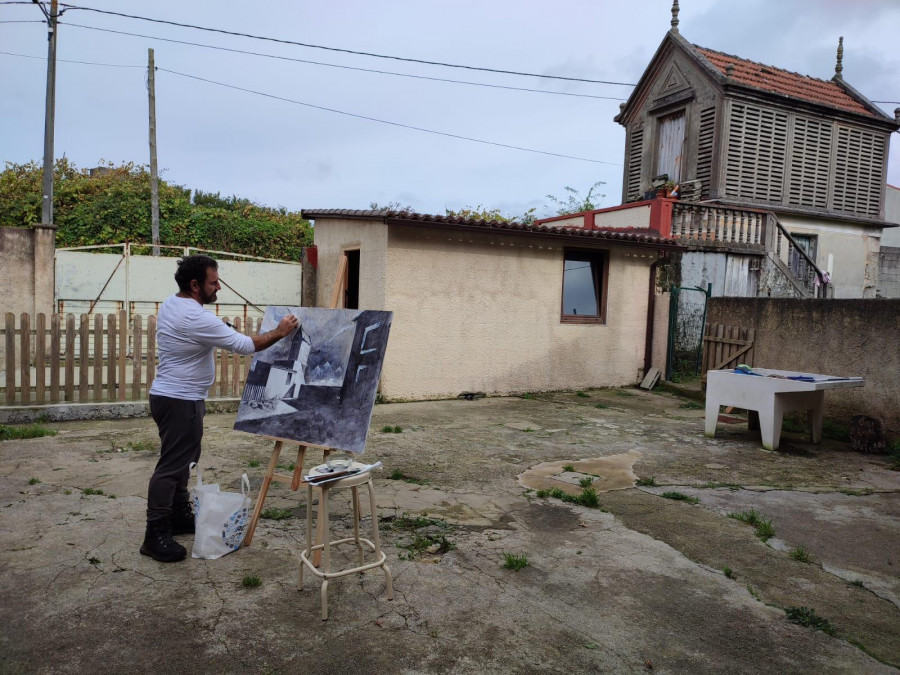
left=157, top=67, right=621, bottom=166
left=58, top=22, right=627, bottom=102
left=0, top=49, right=142, bottom=67
left=58, top=4, right=637, bottom=87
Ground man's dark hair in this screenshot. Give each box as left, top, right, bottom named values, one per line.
left=175, top=254, right=218, bottom=293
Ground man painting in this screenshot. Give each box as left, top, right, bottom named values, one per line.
left=142, top=254, right=298, bottom=562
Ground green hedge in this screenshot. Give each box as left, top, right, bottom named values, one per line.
left=0, top=160, right=312, bottom=260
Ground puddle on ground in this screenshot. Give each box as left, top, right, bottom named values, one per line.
left=518, top=451, right=640, bottom=495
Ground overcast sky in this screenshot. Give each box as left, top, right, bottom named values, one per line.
left=1, top=0, right=898, bottom=221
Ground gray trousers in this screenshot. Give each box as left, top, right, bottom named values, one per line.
left=147, top=395, right=205, bottom=522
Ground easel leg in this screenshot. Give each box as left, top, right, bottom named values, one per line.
left=244, top=440, right=283, bottom=546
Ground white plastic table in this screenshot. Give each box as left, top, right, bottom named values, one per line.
left=704, top=369, right=864, bottom=450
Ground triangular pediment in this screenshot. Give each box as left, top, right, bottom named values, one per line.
left=659, top=65, right=689, bottom=95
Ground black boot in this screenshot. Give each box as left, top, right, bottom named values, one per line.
left=140, top=519, right=187, bottom=562
left=171, top=501, right=196, bottom=536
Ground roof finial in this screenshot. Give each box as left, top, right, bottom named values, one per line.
left=671, top=0, right=680, bottom=33
left=835, top=36, right=844, bottom=80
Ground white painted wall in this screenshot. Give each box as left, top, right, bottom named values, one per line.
left=55, top=250, right=302, bottom=320
left=883, top=185, right=900, bottom=246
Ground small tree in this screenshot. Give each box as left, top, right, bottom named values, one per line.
left=545, top=181, right=606, bottom=216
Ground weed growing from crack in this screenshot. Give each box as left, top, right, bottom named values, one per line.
left=503, top=552, right=529, bottom=570
left=579, top=476, right=594, bottom=488
left=242, top=575, right=262, bottom=588
left=701, top=481, right=742, bottom=490
left=723, top=566, right=735, bottom=579
left=28, top=477, right=40, bottom=485
left=387, top=469, right=427, bottom=485
left=729, top=508, right=776, bottom=541
left=785, top=607, right=835, bottom=635
left=0, top=423, right=57, bottom=442
left=594, top=403, right=608, bottom=409
left=562, top=464, right=575, bottom=472
left=789, top=545, right=811, bottom=563
left=661, top=491, right=699, bottom=505
left=381, top=425, right=403, bottom=433
left=388, top=513, right=456, bottom=561
left=82, top=488, right=104, bottom=496
left=260, top=507, right=293, bottom=520
left=538, top=486, right=601, bottom=509
left=747, top=585, right=762, bottom=601
left=851, top=579, right=866, bottom=589
left=88, top=557, right=101, bottom=565
left=635, top=477, right=656, bottom=487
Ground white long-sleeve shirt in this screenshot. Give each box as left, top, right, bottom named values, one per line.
left=149, top=295, right=255, bottom=400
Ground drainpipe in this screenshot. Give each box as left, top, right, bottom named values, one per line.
left=644, top=252, right=669, bottom=375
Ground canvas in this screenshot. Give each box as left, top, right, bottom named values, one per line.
left=234, top=307, right=392, bottom=453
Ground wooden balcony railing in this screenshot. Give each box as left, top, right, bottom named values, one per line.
left=671, top=203, right=766, bottom=246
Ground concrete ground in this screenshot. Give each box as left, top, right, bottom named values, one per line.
left=1, top=387, right=898, bottom=673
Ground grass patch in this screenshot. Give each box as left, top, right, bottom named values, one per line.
left=728, top=508, right=776, bottom=540
left=387, top=469, right=428, bottom=485
left=247, top=459, right=261, bottom=468
left=502, top=552, right=529, bottom=570
left=388, top=513, right=456, bottom=560
left=635, top=477, right=656, bottom=487
left=125, top=440, right=157, bottom=452
left=594, top=403, right=608, bottom=409
left=747, top=585, right=762, bottom=601
left=260, top=507, right=293, bottom=520
left=781, top=416, right=806, bottom=434
left=615, top=389, right=634, bottom=397
left=575, top=391, right=589, bottom=398
left=851, top=579, right=866, bottom=589
left=82, top=488, right=105, bottom=496
left=241, top=574, right=262, bottom=588
left=723, top=566, right=735, bottom=579
left=679, top=401, right=703, bottom=410
left=276, top=462, right=295, bottom=471
left=28, top=477, right=41, bottom=485
left=838, top=487, right=873, bottom=496
left=789, top=545, right=812, bottom=563
left=539, top=486, right=602, bottom=509
left=579, top=476, right=594, bottom=488
left=785, top=606, right=835, bottom=635
left=0, top=423, right=57, bottom=442
left=520, top=393, right=537, bottom=400
left=380, top=425, right=403, bottom=433
left=661, top=491, right=699, bottom=505
left=562, top=464, right=575, bottom=472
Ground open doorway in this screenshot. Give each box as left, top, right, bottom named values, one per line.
left=344, top=249, right=360, bottom=309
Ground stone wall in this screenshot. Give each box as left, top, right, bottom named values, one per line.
left=0, top=226, right=56, bottom=318
left=706, top=298, right=900, bottom=436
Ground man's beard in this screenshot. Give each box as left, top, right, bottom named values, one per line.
left=199, top=289, right=217, bottom=304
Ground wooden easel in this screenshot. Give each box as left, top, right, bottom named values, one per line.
left=243, top=254, right=349, bottom=554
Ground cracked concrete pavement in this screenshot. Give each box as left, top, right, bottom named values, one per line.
left=1, top=387, right=898, bottom=673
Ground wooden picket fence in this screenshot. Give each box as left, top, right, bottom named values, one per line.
left=700, top=323, right=755, bottom=382
left=1, top=311, right=262, bottom=405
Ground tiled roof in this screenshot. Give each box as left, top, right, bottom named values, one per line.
left=694, top=45, right=877, bottom=118
left=301, top=209, right=681, bottom=248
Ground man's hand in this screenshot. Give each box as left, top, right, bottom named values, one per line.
left=277, top=314, right=299, bottom=337
left=251, top=313, right=299, bottom=352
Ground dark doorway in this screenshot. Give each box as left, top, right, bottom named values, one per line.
left=345, top=249, right=360, bottom=309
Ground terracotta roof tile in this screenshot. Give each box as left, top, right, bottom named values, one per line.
left=694, top=45, right=876, bottom=118
left=301, top=209, right=682, bottom=248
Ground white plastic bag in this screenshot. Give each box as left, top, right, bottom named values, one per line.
left=190, top=463, right=252, bottom=560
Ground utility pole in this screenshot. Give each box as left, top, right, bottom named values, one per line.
left=148, top=48, right=160, bottom=255
left=38, top=0, right=58, bottom=226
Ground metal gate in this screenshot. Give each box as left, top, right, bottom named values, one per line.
left=665, top=283, right=712, bottom=381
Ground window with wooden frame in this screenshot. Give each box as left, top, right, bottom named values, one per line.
left=561, top=250, right=608, bottom=324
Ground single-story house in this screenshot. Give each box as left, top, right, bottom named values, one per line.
left=302, top=208, right=682, bottom=401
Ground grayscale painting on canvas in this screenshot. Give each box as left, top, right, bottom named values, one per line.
left=234, top=307, right=392, bottom=453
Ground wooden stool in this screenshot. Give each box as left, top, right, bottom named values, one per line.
left=298, top=463, right=393, bottom=620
